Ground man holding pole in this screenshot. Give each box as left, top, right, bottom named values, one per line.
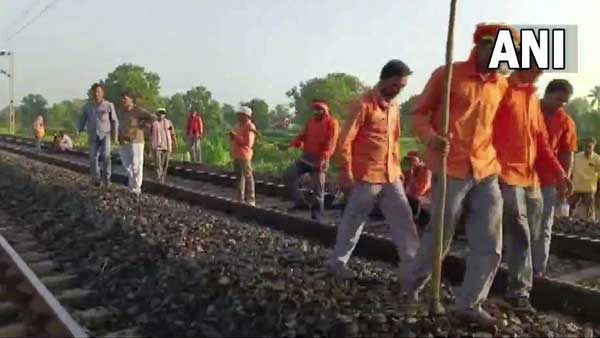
left=324, top=60, right=419, bottom=280
left=402, top=23, right=517, bottom=326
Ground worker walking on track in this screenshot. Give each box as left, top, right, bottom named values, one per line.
left=402, top=23, right=516, bottom=327
left=229, top=106, right=257, bottom=206
left=493, top=67, right=573, bottom=314
left=118, top=91, right=156, bottom=195
left=78, top=83, right=119, bottom=187
left=533, top=79, right=577, bottom=277
left=283, top=100, right=339, bottom=221
left=325, top=60, right=419, bottom=280
left=186, top=109, right=204, bottom=163
left=151, top=108, right=177, bottom=183
left=570, top=137, right=600, bottom=221
left=32, top=115, right=45, bottom=152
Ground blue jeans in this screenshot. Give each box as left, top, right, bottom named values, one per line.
left=532, top=186, right=556, bottom=275
left=89, top=135, right=111, bottom=182
left=404, top=175, right=503, bottom=310
left=501, top=185, right=542, bottom=299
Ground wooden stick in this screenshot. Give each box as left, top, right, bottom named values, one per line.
left=430, top=0, right=457, bottom=314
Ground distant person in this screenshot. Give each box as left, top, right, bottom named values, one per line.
left=533, top=79, right=577, bottom=277
left=55, top=130, right=73, bottom=152
left=78, top=83, right=119, bottom=187
left=325, top=60, right=418, bottom=282
left=32, top=115, right=45, bottom=151
left=283, top=101, right=339, bottom=221
left=118, top=91, right=156, bottom=195
left=570, top=137, right=600, bottom=221
left=186, top=109, right=204, bottom=163
left=151, top=108, right=177, bottom=183
left=402, top=151, right=432, bottom=204
left=229, top=106, right=257, bottom=206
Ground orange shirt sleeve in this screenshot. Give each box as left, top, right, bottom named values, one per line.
left=291, top=123, right=307, bottom=148
left=534, top=105, right=566, bottom=181
left=412, top=67, right=444, bottom=144
left=323, top=119, right=339, bottom=160
left=337, top=101, right=366, bottom=180
left=198, top=116, right=204, bottom=136
left=559, top=117, right=577, bottom=153
left=416, top=169, right=432, bottom=196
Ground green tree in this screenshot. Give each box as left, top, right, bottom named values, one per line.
left=183, top=86, right=222, bottom=133
left=101, top=63, right=161, bottom=110
left=565, top=97, right=593, bottom=137
left=399, top=95, right=419, bottom=136
left=241, top=98, right=270, bottom=130
left=165, top=93, right=187, bottom=129
left=588, top=86, right=600, bottom=111
left=221, top=103, right=236, bottom=127
left=270, top=104, right=292, bottom=124
left=18, top=94, right=48, bottom=131
left=286, top=73, right=365, bottom=126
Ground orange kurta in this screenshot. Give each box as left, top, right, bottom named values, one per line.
left=536, top=107, right=577, bottom=186
left=230, top=120, right=257, bottom=161
left=337, top=89, right=401, bottom=184
left=291, top=103, right=339, bottom=163
left=493, top=80, right=565, bottom=187
left=404, top=164, right=432, bottom=198
left=412, top=52, right=508, bottom=181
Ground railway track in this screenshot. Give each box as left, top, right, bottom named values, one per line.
left=3, top=134, right=600, bottom=264
left=0, top=209, right=143, bottom=337
left=1, top=136, right=600, bottom=326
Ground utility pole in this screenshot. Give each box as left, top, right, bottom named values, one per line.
left=0, top=51, right=15, bottom=134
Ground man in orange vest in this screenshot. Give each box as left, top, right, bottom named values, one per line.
left=493, top=66, right=572, bottom=314
left=325, top=60, right=419, bottom=281
left=533, top=79, right=578, bottom=277
left=283, top=101, right=339, bottom=221
left=403, top=23, right=517, bottom=327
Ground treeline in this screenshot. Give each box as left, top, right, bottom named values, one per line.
left=5, top=63, right=370, bottom=135
left=4, top=63, right=600, bottom=147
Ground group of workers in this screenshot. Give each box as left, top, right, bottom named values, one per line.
left=23, top=21, right=600, bottom=328
left=313, top=22, right=593, bottom=327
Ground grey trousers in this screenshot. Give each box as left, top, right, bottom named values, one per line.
left=501, top=184, right=543, bottom=299
left=328, top=180, right=419, bottom=273
left=188, top=137, right=202, bottom=163
left=234, top=159, right=255, bottom=205
left=404, top=175, right=503, bottom=310
left=89, top=135, right=111, bottom=183
left=283, top=159, right=326, bottom=213
left=532, top=186, right=556, bottom=275
left=155, top=150, right=170, bottom=181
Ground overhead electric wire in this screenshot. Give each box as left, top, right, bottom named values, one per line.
left=4, top=0, right=61, bottom=43
left=0, top=0, right=44, bottom=41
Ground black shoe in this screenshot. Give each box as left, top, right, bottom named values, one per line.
left=507, top=297, right=536, bottom=314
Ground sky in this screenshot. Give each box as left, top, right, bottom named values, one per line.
left=0, top=0, right=599, bottom=109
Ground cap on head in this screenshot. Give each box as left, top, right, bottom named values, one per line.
left=473, top=23, right=519, bottom=45
left=157, top=108, right=166, bottom=114
left=237, top=106, right=253, bottom=117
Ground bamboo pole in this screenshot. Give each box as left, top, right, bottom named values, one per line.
left=430, top=0, right=457, bottom=315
